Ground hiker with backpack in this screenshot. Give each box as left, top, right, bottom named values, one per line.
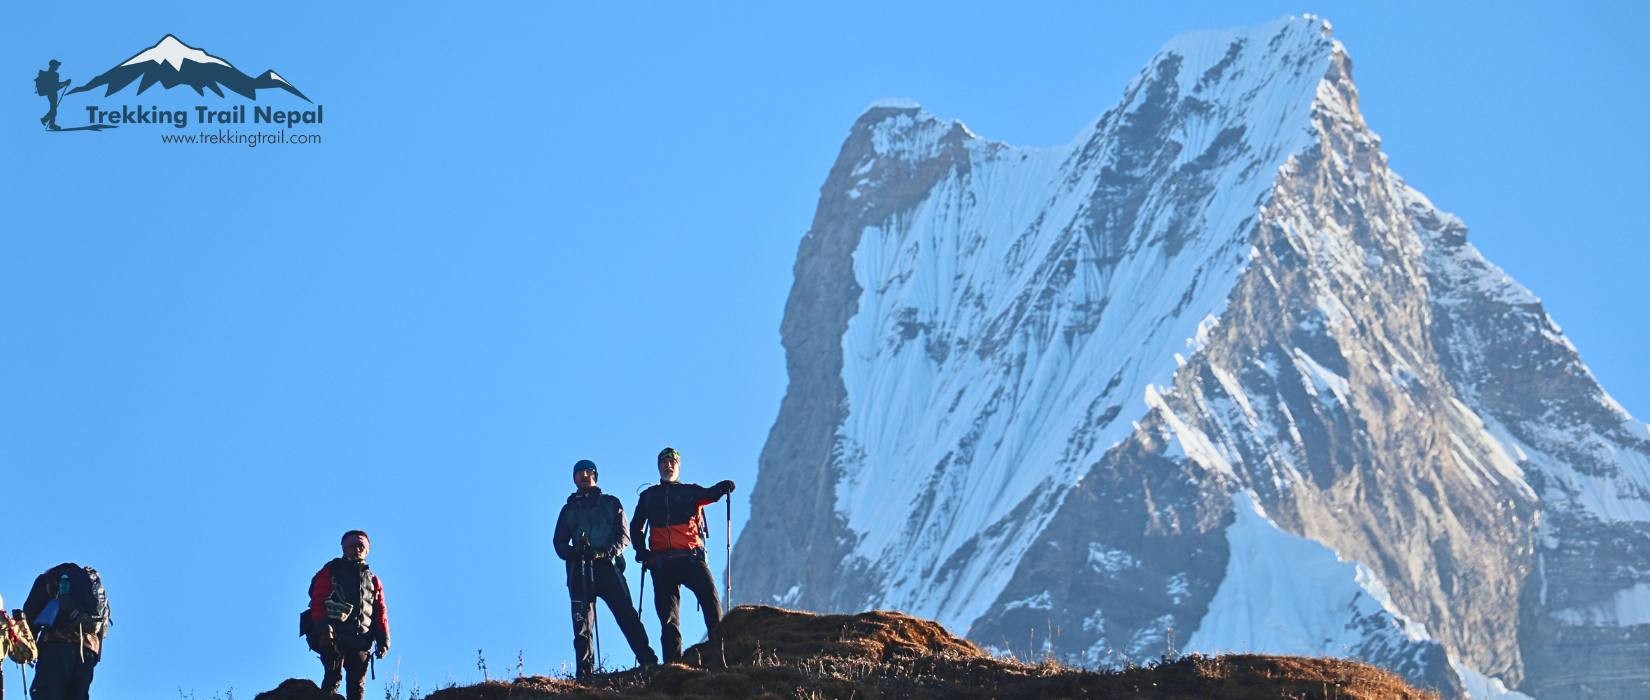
left=630, top=447, right=735, bottom=664
left=21, top=563, right=111, bottom=700
left=553, top=459, right=658, bottom=680
left=34, top=60, right=71, bottom=131
left=305, top=530, right=390, bottom=700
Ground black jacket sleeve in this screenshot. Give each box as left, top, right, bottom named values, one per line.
left=22, top=573, right=50, bottom=625
left=552, top=504, right=574, bottom=561
left=606, top=495, right=629, bottom=560
left=630, top=490, right=650, bottom=558
left=690, top=481, right=729, bottom=507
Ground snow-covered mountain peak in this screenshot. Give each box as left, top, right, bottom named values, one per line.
left=1150, top=14, right=1334, bottom=72
left=741, top=15, right=1650, bottom=697
left=796, top=15, right=1364, bottom=640
left=866, top=97, right=922, bottom=111
left=848, top=105, right=980, bottom=169
left=70, top=35, right=311, bottom=102
left=122, top=34, right=231, bottom=71
left=1090, top=14, right=1343, bottom=162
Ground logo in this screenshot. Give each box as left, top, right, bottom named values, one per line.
left=34, top=34, right=323, bottom=144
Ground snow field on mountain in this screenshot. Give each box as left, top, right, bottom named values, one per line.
left=1450, top=661, right=1535, bottom=700
left=1185, top=493, right=1430, bottom=657
left=833, top=16, right=1351, bottom=635
left=1187, top=494, right=1530, bottom=698
left=123, top=35, right=232, bottom=70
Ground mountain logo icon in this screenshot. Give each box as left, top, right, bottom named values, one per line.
left=66, top=34, right=310, bottom=102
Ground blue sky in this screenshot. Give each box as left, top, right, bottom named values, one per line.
left=3, top=1, right=1646, bottom=695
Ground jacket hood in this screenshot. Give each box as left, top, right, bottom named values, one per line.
left=566, top=486, right=604, bottom=504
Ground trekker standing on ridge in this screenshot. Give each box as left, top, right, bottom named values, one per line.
left=22, top=563, right=111, bottom=700
left=306, top=531, right=390, bottom=700
left=34, top=60, right=70, bottom=131
left=631, top=447, right=735, bottom=664
left=552, top=459, right=658, bottom=679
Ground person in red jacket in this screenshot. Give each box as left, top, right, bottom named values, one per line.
left=307, top=530, right=390, bottom=700
left=630, top=447, right=735, bottom=663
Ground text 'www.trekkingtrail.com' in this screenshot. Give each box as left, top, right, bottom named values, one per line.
left=159, top=129, right=322, bottom=147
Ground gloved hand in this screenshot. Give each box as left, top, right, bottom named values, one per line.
left=636, top=549, right=652, bottom=567
left=714, top=479, right=736, bottom=496
left=374, top=635, right=391, bottom=659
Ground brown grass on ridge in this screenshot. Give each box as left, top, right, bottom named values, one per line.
left=256, top=605, right=1438, bottom=700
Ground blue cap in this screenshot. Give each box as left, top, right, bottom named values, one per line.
left=573, top=459, right=598, bottom=477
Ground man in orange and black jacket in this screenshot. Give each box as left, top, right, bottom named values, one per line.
left=630, top=447, right=734, bottom=663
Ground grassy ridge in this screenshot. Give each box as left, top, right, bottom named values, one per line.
left=257, top=606, right=1436, bottom=699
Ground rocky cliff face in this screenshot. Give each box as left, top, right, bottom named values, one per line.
left=734, top=15, right=1650, bottom=699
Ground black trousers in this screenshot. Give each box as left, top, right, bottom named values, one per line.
left=650, top=552, right=722, bottom=663
left=318, top=645, right=371, bottom=700
left=569, top=557, right=655, bottom=676
left=29, top=643, right=98, bottom=700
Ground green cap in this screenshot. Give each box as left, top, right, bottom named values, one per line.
left=657, top=447, right=681, bottom=461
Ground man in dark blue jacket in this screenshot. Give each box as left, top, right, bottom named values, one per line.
left=553, top=459, right=657, bottom=679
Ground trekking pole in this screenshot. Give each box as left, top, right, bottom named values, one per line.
left=370, top=653, right=376, bottom=680
left=724, top=497, right=732, bottom=612
left=588, top=556, right=602, bottom=673
left=54, top=80, right=72, bottom=123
